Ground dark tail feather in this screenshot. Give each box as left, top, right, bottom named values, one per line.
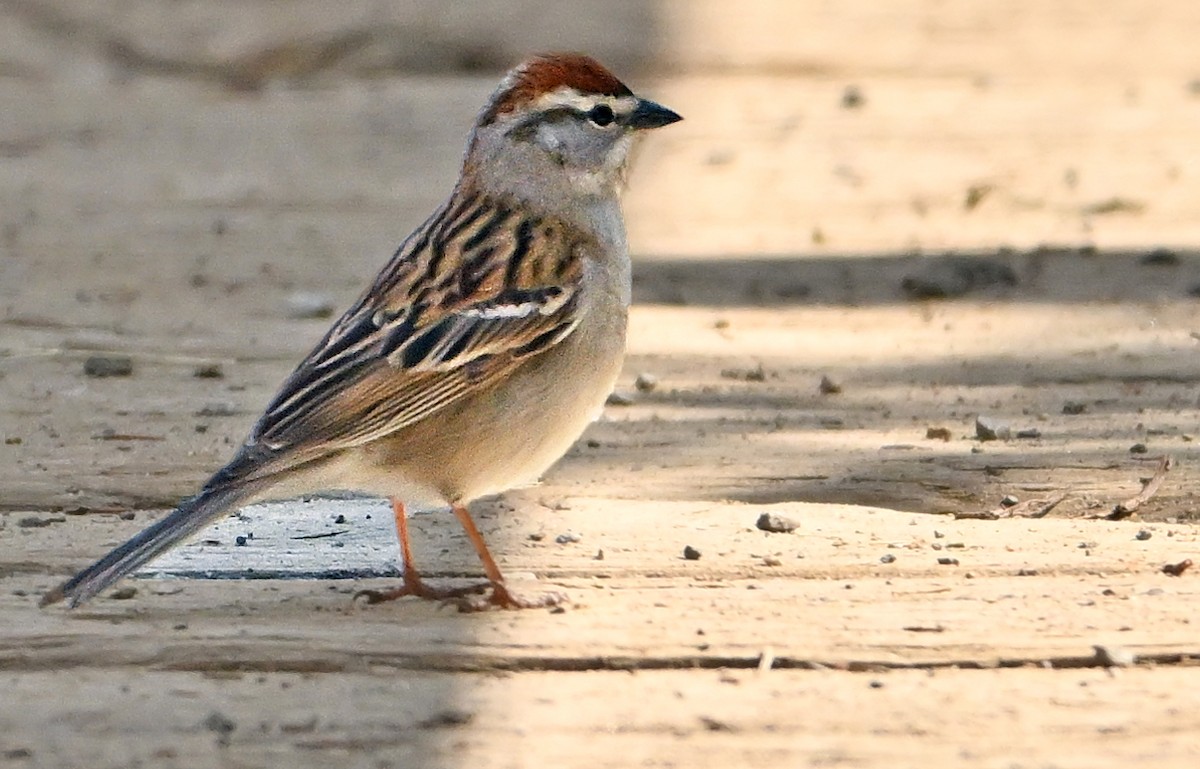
left=41, top=484, right=250, bottom=608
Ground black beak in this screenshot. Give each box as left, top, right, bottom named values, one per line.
left=626, top=98, right=683, bottom=130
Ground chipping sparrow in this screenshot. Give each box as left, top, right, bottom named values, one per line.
left=42, top=53, right=681, bottom=611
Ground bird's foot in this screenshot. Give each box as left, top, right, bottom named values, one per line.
left=453, top=581, right=569, bottom=612
left=353, top=571, right=489, bottom=605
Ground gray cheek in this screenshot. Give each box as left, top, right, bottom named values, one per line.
left=535, top=124, right=564, bottom=151
left=534, top=125, right=569, bottom=166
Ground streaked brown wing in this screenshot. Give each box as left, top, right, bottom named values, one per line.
left=228, top=191, right=585, bottom=481
left=257, top=284, right=579, bottom=453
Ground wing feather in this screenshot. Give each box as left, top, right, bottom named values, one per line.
left=233, top=191, right=585, bottom=478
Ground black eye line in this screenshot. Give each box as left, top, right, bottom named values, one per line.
left=505, top=105, right=620, bottom=139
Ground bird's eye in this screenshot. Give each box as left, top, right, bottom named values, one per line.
left=587, top=104, right=615, bottom=127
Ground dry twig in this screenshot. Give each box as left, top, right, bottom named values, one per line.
left=1107, top=455, right=1174, bottom=520
left=955, top=493, right=1067, bottom=520
left=1162, top=559, right=1193, bottom=577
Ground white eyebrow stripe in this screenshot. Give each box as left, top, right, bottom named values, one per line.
left=534, top=88, right=638, bottom=115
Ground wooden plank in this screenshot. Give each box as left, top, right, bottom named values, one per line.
left=9, top=501, right=1198, bottom=672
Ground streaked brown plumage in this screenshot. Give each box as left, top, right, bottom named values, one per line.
left=42, top=53, right=681, bottom=610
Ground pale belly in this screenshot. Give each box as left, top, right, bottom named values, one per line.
left=338, top=309, right=627, bottom=504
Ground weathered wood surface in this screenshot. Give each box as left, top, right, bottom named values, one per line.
left=3, top=1, right=1200, bottom=767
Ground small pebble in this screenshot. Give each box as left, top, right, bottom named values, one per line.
left=937, top=557, right=959, bottom=566
left=756, top=512, right=799, bottom=533
left=1139, top=248, right=1179, bottom=266
left=925, top=426, right=952, bottom=441
left=109, top=587, right=137, bottom=600
left=964, top=184, right=993, bottom=211
left=841, top=85, right=865, bottom=109
left=203, top=711, right=237, bottom=746
left=634, top=373, right=658, bottom=393
left=1016, top=427, right=1042, bottom=439
left=192, top=363, right=224, bottom=379
left=235, top=535, right=248, bottom=546
left=418, top=709, right=474, bottom=729
left=720, top=364, right=767, bottom=382
left=880, top=554, right=896, bottom=564
left=334, top=514, right=346, bottom=524
left=975, top=416, right=1011, bottom=441
left=605, top=392, right=634, bottom=406
left=1000, top=495, right=1020, bottom=507
left=555, top=532, right=581, bottom=545
left=683, top=545, right=702, bottom=561
left=1129, top=443, right=1148, bottom=454
left=818, top=375, right=842, bottom=395
left=761, top=556, right=782, bottom=567
left=1135, top=529, right=1152, bottom=541
left=1062, top=401, right=1087, bottom=415
left=528, top=532, right=545, bottom=542
left=84, top=356, right=133, bottom=378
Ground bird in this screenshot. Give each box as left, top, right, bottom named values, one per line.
left=40, top=53, right=681, bottom=611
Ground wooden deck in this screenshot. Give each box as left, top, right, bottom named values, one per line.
left=2, top=2, right=1200, bottom=766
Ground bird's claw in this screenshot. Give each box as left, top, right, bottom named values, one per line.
left=453, top=583, right=570, bottom=612
left=353, top=578, right=490, bottom=606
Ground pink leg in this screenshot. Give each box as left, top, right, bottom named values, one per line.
left=354, top=498, right=488, bottom=604
left=452, top=503, right=567, bottom=611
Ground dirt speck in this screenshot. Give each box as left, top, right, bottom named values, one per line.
left=84, top=356, right=133, bottom=378
left=926, top=426, right=952, bottom=441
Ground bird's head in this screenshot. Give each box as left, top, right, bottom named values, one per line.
left=465, top=53, right=682, bottom=205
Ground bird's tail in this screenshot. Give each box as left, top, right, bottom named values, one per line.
left=40, top=483, right=251, bottom=608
